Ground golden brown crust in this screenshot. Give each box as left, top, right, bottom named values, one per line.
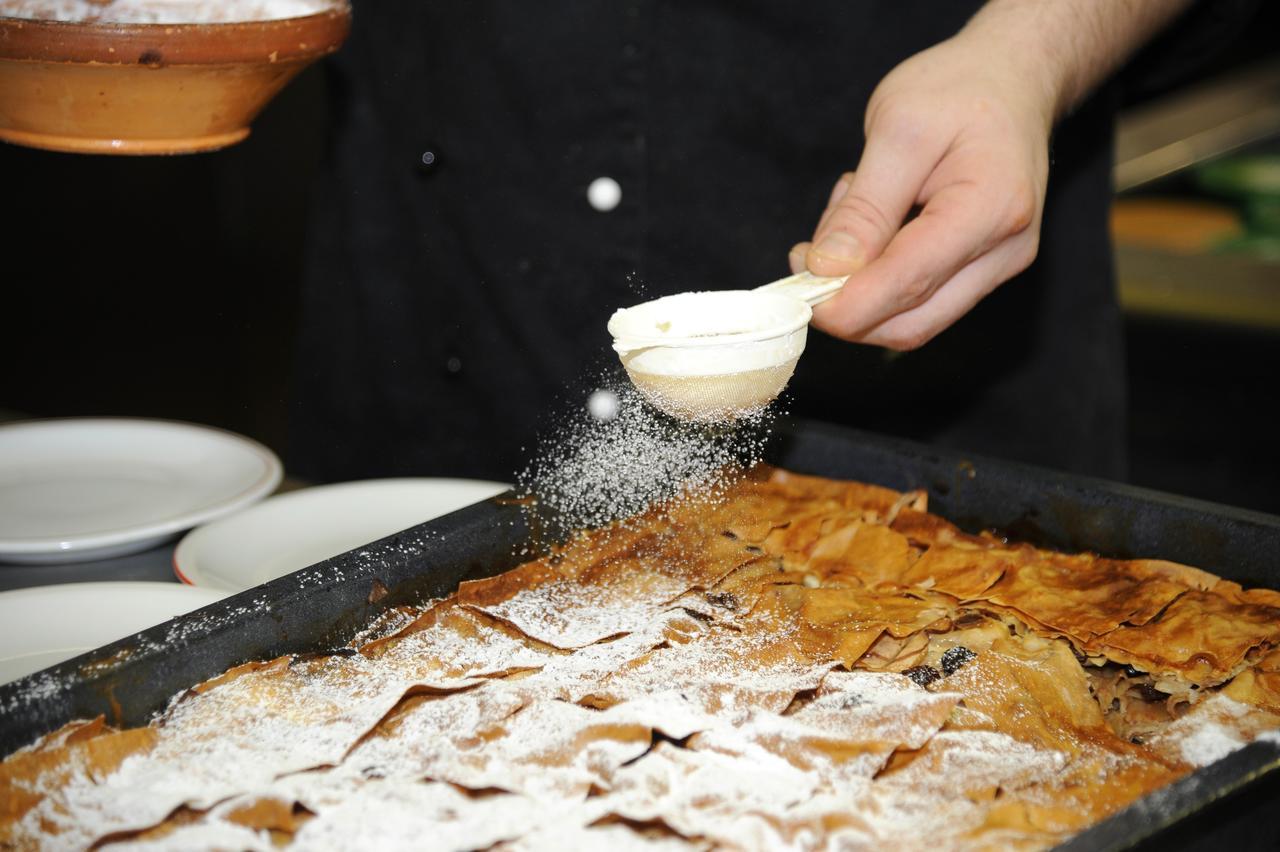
left=2, top=465, right=1277, bottom=850
left=1088, top=588, right=1280, bottom=683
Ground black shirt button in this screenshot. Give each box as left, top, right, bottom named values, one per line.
left=417, top=150, right=440, bottom=176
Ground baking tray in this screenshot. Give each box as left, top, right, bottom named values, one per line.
left=2, top=419, right=1277, bottom=851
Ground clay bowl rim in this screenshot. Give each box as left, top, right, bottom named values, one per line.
left=0, top=4, right=352, bottom=65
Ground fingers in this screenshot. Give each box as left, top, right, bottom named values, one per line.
left=859, top=233, right=1034, bottom=349
left=788, top=242, right=811, bottom=275
left=810, top=149, right=1039, bottom=341
left=813, top=172, right=856, bottom=238
left=806, top=128, right=947, bottom=277
left=813, top=228, right=1039, bottom=349
left=826, top=171, right=856, bottom=209
left=784, top=171, right=851, bottom=276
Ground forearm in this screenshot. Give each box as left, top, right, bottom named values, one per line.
left=959, top=0, right=1194, bottom=123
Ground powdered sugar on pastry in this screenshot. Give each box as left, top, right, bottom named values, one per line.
left=5, top=465, right=1280, bottom=851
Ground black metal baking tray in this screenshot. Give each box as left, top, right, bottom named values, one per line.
left=2, top=419, right=1278, bottom=851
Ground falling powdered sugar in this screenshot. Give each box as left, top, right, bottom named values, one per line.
left=517, top=377, right=778, bottom=533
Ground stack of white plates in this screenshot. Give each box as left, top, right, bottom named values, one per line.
left=0, top=417, right=510, bottom=685
left=0, top=418, right=282, bottom=564
left=0, top=582, right=229, bottom=684
left=174, top=478, right=510, bottom=591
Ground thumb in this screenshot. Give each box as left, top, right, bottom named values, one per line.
left=807, top=130, right=938, bottom=277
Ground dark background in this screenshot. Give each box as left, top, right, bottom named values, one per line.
left=3, top=7, right=1278, bottom=513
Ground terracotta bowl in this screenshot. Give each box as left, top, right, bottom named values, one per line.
left=0, top=6, right=350, bottom=155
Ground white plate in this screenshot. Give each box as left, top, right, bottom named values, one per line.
left=0, top=581, right=229, bottom=685
left=174, top=478, right=511, bottom=592
left=0, top=418, right=282, bottom=564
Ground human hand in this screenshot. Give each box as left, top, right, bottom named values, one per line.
left=789, top=32, right=1055, bottom=350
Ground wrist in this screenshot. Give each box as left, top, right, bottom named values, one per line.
left=957, top=0, right=1193, bottom=123
left=953, top=4, right=1074, bottom=129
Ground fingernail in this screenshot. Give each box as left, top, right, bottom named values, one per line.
left=788, top=245, right=806, bottom=269
left=812, top=232, right=863, bottom=264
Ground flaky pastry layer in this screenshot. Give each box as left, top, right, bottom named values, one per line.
left=3, top=466, right=1278, bottom=851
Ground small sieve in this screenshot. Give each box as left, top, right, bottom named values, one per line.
left=607, top=272, right=847, bottom=422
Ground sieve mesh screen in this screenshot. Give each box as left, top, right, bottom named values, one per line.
left=626, top=359, right=799, bottom=423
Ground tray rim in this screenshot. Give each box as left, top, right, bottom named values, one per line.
left=1, top=418, right=1278, bottom=850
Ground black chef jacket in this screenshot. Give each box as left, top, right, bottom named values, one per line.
left=291, top=1, right=1128, bottom=483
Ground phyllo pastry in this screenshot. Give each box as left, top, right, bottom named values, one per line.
left=3, top=466, right=1277, bottom=850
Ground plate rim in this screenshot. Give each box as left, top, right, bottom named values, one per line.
left=173, top=476, right=511, bottom=590
left=0, top=581, right=229, bottom=677
left=0, top=417, right=283, bottom=556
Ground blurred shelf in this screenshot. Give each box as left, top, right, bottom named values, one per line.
left=1115, top=60, right=1280, bottom=191
left=1116, top=244, right=1280, bottom=329
left=1111, top=198, right=1244, bottom=253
